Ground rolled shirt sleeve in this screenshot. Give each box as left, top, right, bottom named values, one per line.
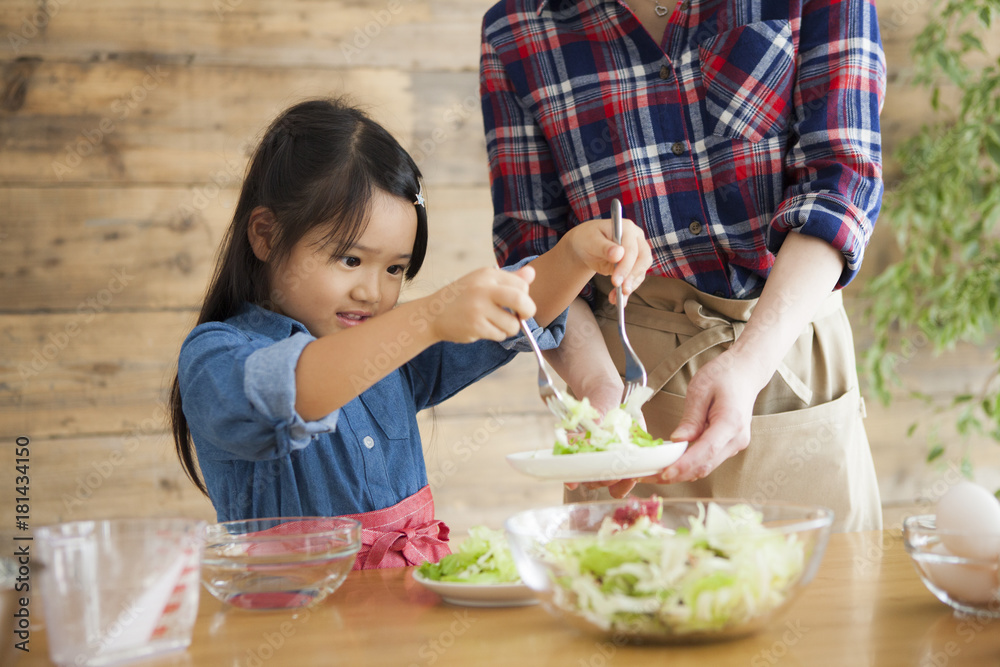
left=769, top=0, right=886, bottom=288
left=179, top=325, right=338, bottom=461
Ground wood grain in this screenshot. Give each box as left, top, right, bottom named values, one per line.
left=15, top=531, right=1000, bottom=667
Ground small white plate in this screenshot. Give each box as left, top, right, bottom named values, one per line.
left=412, top=570, right=538, bottom=607
left=506, top=441, right=688, bottom=483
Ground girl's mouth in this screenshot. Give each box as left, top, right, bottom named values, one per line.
left=337, top=312, right=372, bottom=327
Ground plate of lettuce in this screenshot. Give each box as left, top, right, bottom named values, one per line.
left=413, top=526, right=537, bottom=607
left=506, top=390, right=686, bottom=482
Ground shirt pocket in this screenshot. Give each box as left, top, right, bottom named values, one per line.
left=698, top=20, right=796, bottom=143
left=359, top=372, right=411, bottom=443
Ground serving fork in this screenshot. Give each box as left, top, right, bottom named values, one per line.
left=611, top=198, right=648, bottom=405
left=520, top=318, right=573, bottom=423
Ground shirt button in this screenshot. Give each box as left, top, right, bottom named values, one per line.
left=363, top=436, right=375, bottom=449
left=679, top=0, right=690, bottom=9
left=689, top=219, right=703, bottom=235
left=671, top=142, right=685, bottom=155
left=659, top=64, right=673, bottom=81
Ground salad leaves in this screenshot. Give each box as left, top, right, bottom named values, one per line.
left=553, top=388, right=663, bottom=455
left=541, top=502, right=807, bottom=636
left=417, top=526, right=520, bottom=584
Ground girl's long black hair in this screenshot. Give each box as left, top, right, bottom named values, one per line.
left=171, top=98, right=428, bottom=495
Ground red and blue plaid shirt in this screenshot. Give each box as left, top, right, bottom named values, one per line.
left=481, top=0, right=885, bottom=298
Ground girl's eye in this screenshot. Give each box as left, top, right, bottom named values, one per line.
left=339, top=256, right=361, bottom=268
left=387, top=265, right=406, bottom=277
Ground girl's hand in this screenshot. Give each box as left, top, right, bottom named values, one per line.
left=425, top=266, right=536, bottom=343
left=564, top=217, right=653, bottom=303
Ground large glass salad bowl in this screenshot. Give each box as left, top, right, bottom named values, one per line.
left=505, top=498, right=833, bottom=643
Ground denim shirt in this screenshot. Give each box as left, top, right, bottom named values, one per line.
left=178, top=294, right=566, bottom=522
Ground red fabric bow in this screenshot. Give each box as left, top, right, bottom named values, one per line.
left=341, top=485, right=451, bottom=570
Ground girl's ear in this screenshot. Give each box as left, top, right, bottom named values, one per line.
left=248, top=206, right=277, bottom=261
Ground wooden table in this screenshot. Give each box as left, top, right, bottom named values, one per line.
left=16, top=530, right=1000, bottom=667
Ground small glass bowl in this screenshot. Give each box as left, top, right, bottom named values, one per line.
left=202, top=517, right=361, bottom=610
left=505, top=498, right=833, bottom=643
left=902, top=514, right=1000, bottom=617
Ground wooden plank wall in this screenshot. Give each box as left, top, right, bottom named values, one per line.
left=2, top=0, right=998, bottom=537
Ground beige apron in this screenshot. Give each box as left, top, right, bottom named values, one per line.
left=565, top=276, right=882, bottom=532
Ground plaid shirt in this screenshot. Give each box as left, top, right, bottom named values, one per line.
left=481, top=0, right=885, bottom=298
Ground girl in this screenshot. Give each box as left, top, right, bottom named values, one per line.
left=170, top=98, right=651, bottom=569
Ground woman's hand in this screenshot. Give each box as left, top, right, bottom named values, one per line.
left=425, top=266, right=536, bottom=344
left=641, top=349, right=767, bottom=484
left=564, top=217, right=652, bottom=303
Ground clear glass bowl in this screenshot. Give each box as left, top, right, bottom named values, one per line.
left=902, top=514, right=1000, bottom=617
left=505, top=498, right=833, bottom=643
left=202, top=517, right=361, bottom=610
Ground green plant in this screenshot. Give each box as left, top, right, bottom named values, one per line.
left=862, top=0, right=1000, bottom=472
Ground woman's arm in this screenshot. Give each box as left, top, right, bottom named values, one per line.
left=541, top=298, right=623, bottom=415
left=653, top=232, right=844, bottom=483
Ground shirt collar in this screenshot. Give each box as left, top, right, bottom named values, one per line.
left=228, top=302, right=310, bottom=341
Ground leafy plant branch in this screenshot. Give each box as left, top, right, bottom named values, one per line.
left=862, top=0, right=1000, bottom=467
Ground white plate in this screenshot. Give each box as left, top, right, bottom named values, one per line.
left=506, top=441, right=688, bottom=483
left=412, top=570, right=538, bottom=607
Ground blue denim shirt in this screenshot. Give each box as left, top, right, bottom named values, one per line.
left=178, top=294, right=566, bottom=522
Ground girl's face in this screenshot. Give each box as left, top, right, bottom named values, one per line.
left=270, top=190, right=418, bottom=337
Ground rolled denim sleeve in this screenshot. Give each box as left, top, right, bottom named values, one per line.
left=498, top=255, right=568, bottom=352
left=179, top=325, right=338, bottom=461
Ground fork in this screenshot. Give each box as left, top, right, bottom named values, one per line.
left=611, top=198, right=648, bottom=405
left=520, top=319, right=572, bottom=423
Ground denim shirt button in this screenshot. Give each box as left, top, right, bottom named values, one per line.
left=363, top=436, right=375, bottom=449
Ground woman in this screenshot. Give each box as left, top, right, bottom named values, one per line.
left=480, top=0, right=885, bottom=531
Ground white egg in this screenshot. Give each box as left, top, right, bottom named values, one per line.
left=922, top=543, right=998, bottom=605
left=935, top=481, right=1000, bottom=560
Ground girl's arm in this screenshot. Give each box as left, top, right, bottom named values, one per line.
left=295, top=266, right=535, bottom=421
left=526, top=217, right=651, bottom=326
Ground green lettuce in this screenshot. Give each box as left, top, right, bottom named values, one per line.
left=540, top=503, right=807, bottom=635
left=417, top=525, right=520, bottom=584
left=553, top=390, right=663, bottom=455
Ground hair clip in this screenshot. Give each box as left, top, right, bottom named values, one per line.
left=414, top=180, right=425, bottom=207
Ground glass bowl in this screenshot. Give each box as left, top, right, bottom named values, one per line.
left=505, top=498, right=833, bottom=643
left=202, top=517, right=361, bottom=610
left=902, top=514, right=1000, bottom=617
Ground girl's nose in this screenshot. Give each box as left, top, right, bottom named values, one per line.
left=350, top=273, right=381, bottom=305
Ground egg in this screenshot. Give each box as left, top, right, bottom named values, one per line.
left=935, top=481, right=1000, bottom=561
left=922, top=543, right=998, bottom=605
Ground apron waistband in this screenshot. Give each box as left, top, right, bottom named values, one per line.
left=592, top=275, right=844, bottom=403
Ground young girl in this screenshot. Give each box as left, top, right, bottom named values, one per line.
left=170, top=98, right=651, bottom=569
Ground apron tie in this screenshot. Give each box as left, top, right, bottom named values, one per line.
left=341, top=485, right=451, bottom=570
left=359, top=517, right=450, bottom=570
